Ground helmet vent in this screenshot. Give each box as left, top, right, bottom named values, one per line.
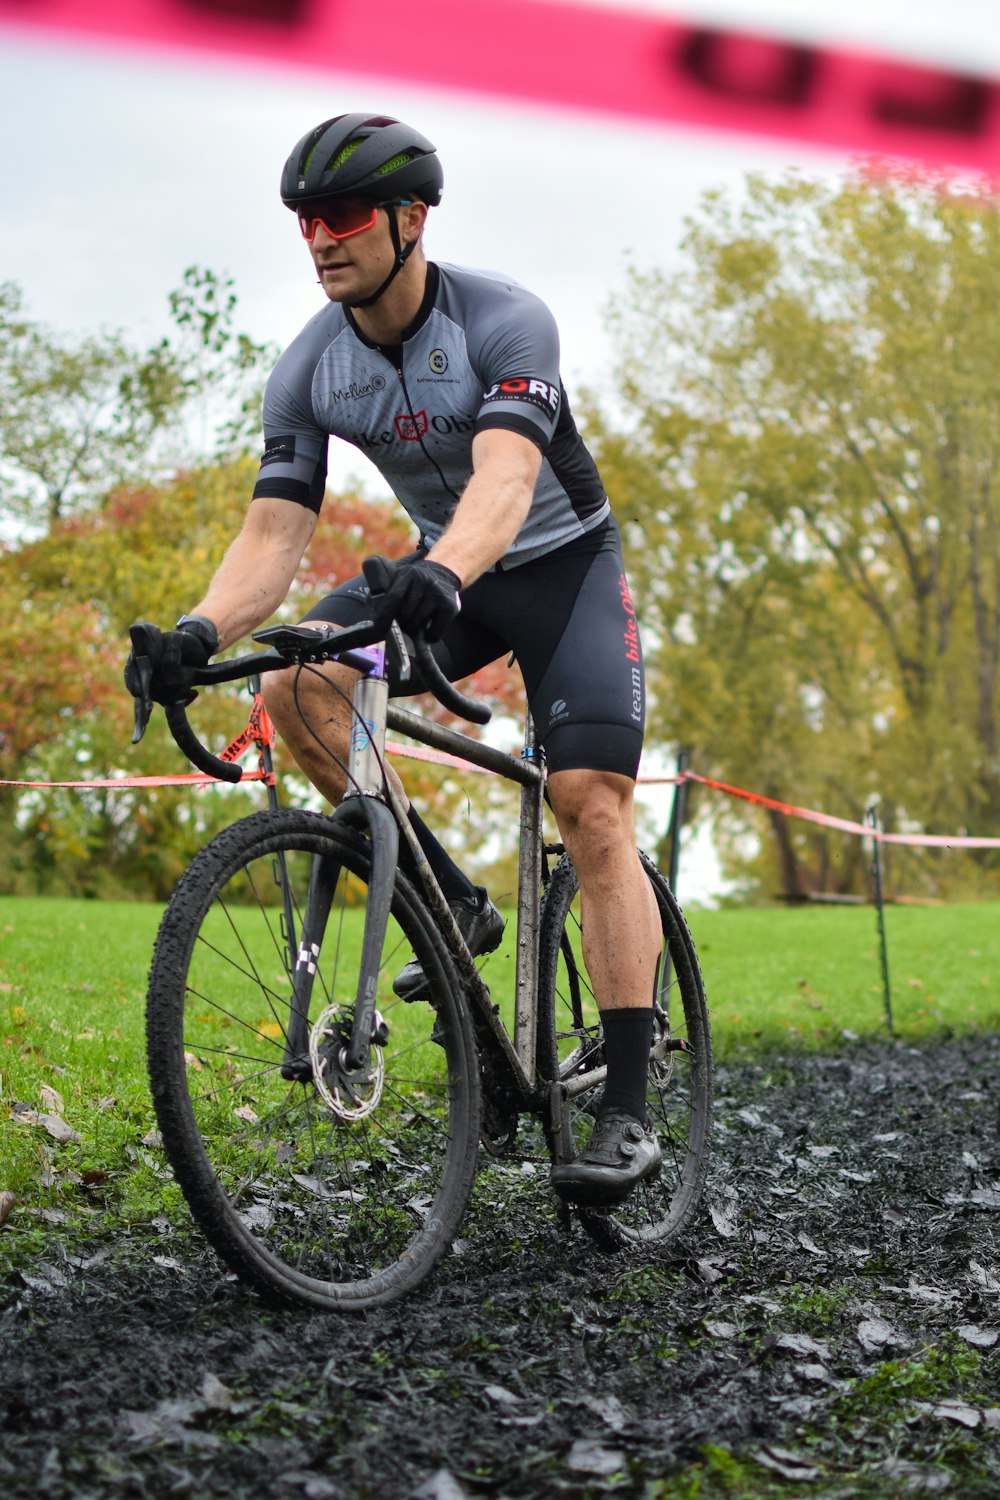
left=327, top=139, right=364, bottom=173
left=377, top=151, right=414, bottom=175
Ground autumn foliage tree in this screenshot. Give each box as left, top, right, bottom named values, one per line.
left=586, top=165, right=1000, bottom=898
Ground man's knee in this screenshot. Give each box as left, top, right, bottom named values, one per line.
left=548, top=769, right=636, bottom=850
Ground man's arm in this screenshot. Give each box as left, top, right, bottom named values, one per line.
left=425, top=427, right=542, bottom=586
left=189, top=496, right=318, bottom=650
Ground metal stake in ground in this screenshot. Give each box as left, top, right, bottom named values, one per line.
left=865, top=799, right=894, bottom=1035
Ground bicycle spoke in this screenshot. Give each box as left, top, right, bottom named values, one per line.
left=147, top=811, right=480, bottom=1310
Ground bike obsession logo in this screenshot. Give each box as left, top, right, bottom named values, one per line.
left=619, top=573, right=643, bottom=725
left=428, top=348, right=448, bottom=375
left=394, top=411, right=429, bottom=441
left=329, top=374, right=386, bottom=403
left=482, top=377, right=560, bottom=417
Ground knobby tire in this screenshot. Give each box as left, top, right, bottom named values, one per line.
left=537, top=852, right=713, bottom=1253
left=146, top=809, right=480, bottom=1311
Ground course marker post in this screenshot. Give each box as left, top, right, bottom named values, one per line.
left=865, top=798, right=894, bottom=1034
left=667, top=748, right=689, bottom=900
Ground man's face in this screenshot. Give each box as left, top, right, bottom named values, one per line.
left=302, top=198, right=424, bottom=304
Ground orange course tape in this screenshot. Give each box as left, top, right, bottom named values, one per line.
left=3, top=711, right=997, bottom=849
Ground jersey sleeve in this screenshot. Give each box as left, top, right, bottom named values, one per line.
left=251, top=345, right=329, bottom=513
left=469, top=284, right=563, bottom=454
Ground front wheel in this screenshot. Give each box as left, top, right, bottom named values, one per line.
left=146, top=809, right=480, bottom=1310
left=536, top=853, right=713, bottom=1253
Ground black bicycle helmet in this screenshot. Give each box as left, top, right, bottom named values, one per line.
left=281, top=113, right=443, bottom=208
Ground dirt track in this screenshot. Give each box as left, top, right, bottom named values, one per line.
left=3, top=1034, right=1000, bottom=1498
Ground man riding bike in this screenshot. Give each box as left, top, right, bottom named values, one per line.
left=125, top=113, right=661, bottom=1208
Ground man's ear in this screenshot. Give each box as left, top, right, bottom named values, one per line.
left=403, top=199, right=429, bottom=245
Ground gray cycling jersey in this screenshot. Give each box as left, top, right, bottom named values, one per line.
left=252, top=262, right=610, bottom=567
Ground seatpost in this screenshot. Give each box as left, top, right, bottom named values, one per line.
left=514, top=708, right=544, bottom=1079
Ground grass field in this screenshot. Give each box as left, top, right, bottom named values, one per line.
left=2, top=892, right=999, bottom=1261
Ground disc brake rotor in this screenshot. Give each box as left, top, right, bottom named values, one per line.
left=308, top=1003, right=386, bottom=1121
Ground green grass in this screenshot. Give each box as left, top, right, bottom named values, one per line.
left=2, top=894, right=999, bottom=1268
left=688, top=900, right=1000, bottom=1052
left=0, top=897, right=170, bottom=1264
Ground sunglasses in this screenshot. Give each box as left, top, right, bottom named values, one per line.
left=297, top=197, right=411, bottom=244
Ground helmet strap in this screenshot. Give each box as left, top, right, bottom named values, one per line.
left=348, top=206, right=416, bottom=310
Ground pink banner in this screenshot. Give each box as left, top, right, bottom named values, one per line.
left=1, top=0, right=998, bottom=172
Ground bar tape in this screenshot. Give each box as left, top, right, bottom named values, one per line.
left=1, top=1, right=998, bottom=173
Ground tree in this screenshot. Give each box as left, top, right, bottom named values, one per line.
left=586, top=165, right=1000, bottom=897
left=0, top=270, right=275, bottom=535
left=1, top=460, right=526, bottom=898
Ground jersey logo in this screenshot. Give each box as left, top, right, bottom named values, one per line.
left=394, top=411, right=429, bottom=441
left=428, top=348, right=449, bottom=375
left=259, top=433, right=297, bottom=467
left=482, top=377, right=560, bottom=416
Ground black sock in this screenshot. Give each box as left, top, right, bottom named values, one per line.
left=599, top=1007, right=654, bottom=1124
left=403, top=806, right=478, bottom=904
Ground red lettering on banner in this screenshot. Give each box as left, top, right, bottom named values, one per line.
left=678, top=29, right=816, bottom=108
left=180, top=0, right=305, bottom=20
left=872, top=63, right=991, bottom=136
left=1, top=1, right=998, bottom=173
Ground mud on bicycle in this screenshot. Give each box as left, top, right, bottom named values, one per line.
left=130, top=565, right=713, bottom=1311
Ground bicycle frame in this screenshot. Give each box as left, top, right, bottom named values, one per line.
left=318, top=649, right=549, bottom=1111
left=148, top=620, right=611, bottom=1129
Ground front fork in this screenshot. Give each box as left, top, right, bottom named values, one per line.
left=281, top=671, right=398, bottom=1082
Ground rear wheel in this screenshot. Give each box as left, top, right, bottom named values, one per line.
left=537, top=853, right=712, bottom=1253
left=146, top=808, right=480, bottom=1310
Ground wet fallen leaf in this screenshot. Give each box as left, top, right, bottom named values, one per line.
left=704, top=1320, right=739, bottom=1340
left=579, top=1393, right=628, bottom=1431
left=857, top=1317, right=898, bottom=1352
left=142, top=1128, right=163, bottom=1148
left=768, top=1333, right=832, bottom=1360
left=913, top=1399, right=982, bottom=1429
left=709, top=1199, right=739, bottom=1238
left=795, top=1363, right=837, bottom=1384
left=411, top=1471, right=469, bottom=1500
left=957, top=1324, right=998, bottom=1348
left=0, top=1191, right=16, bottom=1228
left=483, top=1385, right=520, bottom=1410
left=200, top=1372, right=232, bottom=1410
left=81, top=1169, right=109, bottom=1187
left=39, top=1085, right=65, bottom=1114
left=798, top=1232, right=824, bottom=1256
left=39, top=1112, right=78, bottom=1143
left=566, top=1440, right=627, bottom=1476
left=753, top=1446, right=820, bottom=1481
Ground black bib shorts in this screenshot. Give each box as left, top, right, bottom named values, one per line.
left=303, top=518, right=646, bottom=780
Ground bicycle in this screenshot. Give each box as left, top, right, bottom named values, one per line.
left=130, top=562, right=713, bottom=1311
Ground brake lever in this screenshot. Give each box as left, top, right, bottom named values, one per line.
left=128, top=632, right=154, bottom=745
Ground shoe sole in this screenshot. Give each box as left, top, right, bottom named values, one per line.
left=551, top=1157, right=662, bottom=1210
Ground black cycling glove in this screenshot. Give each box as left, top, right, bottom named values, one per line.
left=371, top=558, right=462, bottom=643
left=124, top=616, right=218, bottom=706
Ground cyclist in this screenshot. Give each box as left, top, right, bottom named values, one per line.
left=126, top=114, right=661, bottom=1208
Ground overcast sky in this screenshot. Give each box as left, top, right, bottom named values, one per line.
left=2, top=0, right=996, bottom=427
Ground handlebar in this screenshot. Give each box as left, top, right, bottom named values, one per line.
left=129, top=568, right=492, bottom=783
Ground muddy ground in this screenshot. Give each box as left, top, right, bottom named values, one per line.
left=2, top=1034, right=999, bottom=1499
